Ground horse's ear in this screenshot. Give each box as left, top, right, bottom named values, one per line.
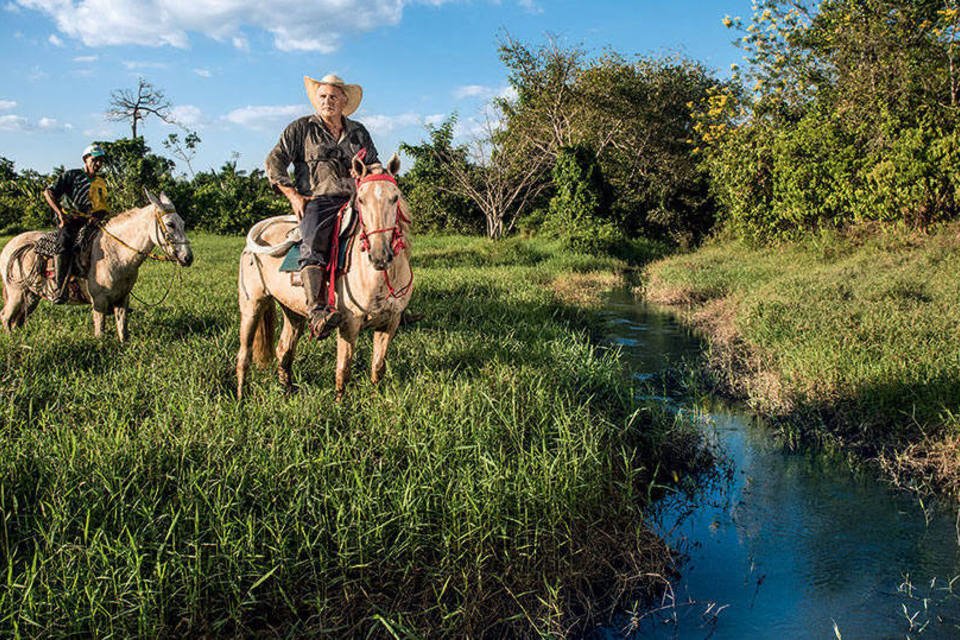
left=159, top=191, right=174, bottom=208
left=352, top=152, right=367, bottom=179
left=386, top=152, right=400, bottom=177
left=144, top=188, right=162, bottom=209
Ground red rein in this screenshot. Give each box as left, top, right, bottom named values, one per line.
left=325, top=171, right=414, bottom=307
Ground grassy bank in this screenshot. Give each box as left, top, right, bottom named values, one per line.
left=0, top=233, right=705, bottom=638
left=643, top=224, right=960, bottom=494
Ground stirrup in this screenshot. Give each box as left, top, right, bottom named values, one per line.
left=51, top=282, right=69, bottom=304
left=309, top=306, right=342, bottom=340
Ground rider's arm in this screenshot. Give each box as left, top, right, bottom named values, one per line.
left=265, top=119, right=310, bottom=220
left=275, top=182, right=309, bottom=220
left=43, top=188, right=65, bottom=227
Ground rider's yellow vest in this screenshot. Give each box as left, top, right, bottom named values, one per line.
left=89, top=176, right=108, bottom=214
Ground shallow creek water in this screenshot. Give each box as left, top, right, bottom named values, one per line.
left=599, top=291, right=960, bottom=640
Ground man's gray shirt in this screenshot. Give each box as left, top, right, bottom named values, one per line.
left=265, top=114, right=379, bottom=198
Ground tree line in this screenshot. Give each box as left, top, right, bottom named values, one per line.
left=4, top=3, right=956, bottom=249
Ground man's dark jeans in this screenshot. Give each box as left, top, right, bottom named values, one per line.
left=299, top=195, right=350, bottom=269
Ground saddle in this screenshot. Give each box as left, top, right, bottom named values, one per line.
left=279, top=205, right=359, bottom=286
left=33, top=224, right=99, bottom=280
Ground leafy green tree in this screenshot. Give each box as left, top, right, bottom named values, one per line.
left=185, top=157, right=287, bottom=233
left=163, top=131, right=202, bottom=178
left=497, top=38, right=721, bottom=246
left=98, top=137, right=176, bottom=212
left=399, top=117, right=484, bottom=234
left=0, top=157, right=52, bottom=233
left=543, top=145, right=621, bottom=253
left=704, top=0, right=960, bottom=241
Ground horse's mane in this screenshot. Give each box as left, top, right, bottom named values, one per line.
left=103, top=203, right=150, bottom=228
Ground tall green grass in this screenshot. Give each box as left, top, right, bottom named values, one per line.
left=644, top=225, right=960, bottom=454
left=0, top=233, right=702, bottom=638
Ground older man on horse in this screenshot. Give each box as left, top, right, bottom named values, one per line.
left=265, top=73, right=379, bottom=339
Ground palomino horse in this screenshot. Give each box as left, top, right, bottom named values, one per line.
left=236, top=153, right=413, bottom=400
left=0, top=190, right=194, bottom=341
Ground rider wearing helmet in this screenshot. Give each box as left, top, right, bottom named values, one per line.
left=43, top=144, right=109, bottom=303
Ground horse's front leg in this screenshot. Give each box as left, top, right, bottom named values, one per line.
left=335, top=316, right=361, bottom=402
left=91, top=303, right=107, bottom=338
left=371, top=312, right=402, bottom=385
left=114, top=295, right=130, bottom=343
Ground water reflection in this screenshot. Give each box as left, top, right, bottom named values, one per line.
left=599, top=290, right=960, bottom=640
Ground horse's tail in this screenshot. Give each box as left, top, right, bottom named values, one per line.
left=252, top=301, right=276, bottom=368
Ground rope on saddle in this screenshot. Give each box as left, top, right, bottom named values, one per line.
left=244, top=215, right=301, bottom=256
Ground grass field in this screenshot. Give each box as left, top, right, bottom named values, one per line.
left=643, top=224, right=960, bottom=494
left=0, top=232, right=706, bottom=638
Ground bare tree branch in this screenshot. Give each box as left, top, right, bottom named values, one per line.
left=106, top=77, right=176, bottom=139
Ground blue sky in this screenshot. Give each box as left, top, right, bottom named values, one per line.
left=0, top=0, right=750, bottom=176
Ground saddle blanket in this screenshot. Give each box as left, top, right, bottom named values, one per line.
left=278, top=210, right=357, bottom=273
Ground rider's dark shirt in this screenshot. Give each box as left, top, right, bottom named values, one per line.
left=47, top=169, right=108, bottom=217
left=265, top=115, right=379, bottom=198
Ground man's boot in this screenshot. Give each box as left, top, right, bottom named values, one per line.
left=51, top=252, right=71, bottom=304
left=301, top=265, right=341, bottom=339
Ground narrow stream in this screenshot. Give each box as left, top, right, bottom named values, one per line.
left=600, top=291, right=960, bottom=640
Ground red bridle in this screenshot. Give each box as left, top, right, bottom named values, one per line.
left=324, top=167, right=413, bottom=306
left=355, top=172, right=411, bottom=256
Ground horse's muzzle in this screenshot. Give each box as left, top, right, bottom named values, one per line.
left=370, top=246, right=394, bottom=271
left=178, top=247, right=194, bottom=267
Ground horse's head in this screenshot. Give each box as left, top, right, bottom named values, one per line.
left=145, top=190, right=194, bottom=267
left=352, top=152, right=408, bottom=271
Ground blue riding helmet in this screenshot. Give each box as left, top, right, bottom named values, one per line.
left=82, top=144, right=106, bottom=160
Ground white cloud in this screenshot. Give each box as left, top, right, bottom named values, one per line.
left=123, top=60, right=169, bottom=70
left=454, top=84, right=497, bottom=100
left=0, top=100, right=17, bottom=110
left=73, top=55, right=98, bottom=62
left=28, top=66, right=48, bottom=81
left=48, top=33, right=63, bottom=46
left=4, top=2, right=21, bottom=12
left=169, top=104, right=205, bottom=128
left=0, top=114, right=71, bottom=132
left=224, top=104, right=308, bottom=130
left=83, top=124, right=119, bottom=138
left=17, top=0, right=410, bottom=53
left=517, top=0, right=542, bottom=14
left=38, top=117, right=71, bottom=131
left=0, top=114, right=28, bottom=131
left=193, top=68, right=211, bottom=78
left=360, top=112, right=423, bottom=137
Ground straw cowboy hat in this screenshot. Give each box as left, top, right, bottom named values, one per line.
left=304, top=74, right=363, bottom=116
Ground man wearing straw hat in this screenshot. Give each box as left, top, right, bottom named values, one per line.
left=265, top=73, right=378, bottom=338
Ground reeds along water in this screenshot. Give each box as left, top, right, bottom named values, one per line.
left=0, top=233, right=705, bottom=638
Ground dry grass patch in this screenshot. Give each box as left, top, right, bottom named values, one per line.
left=880, top=433, right=960, bottom=497
left=550, top=272, right=622, bottom=306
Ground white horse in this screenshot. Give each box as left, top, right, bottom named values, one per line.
left=236, top=153, right=413, bottom=400
left=0, top=190, right=194, bottom=341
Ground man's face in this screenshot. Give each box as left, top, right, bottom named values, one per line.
left=84, top=154, right=104, bottom=175
left=315, top=85, right=346, bottom=120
